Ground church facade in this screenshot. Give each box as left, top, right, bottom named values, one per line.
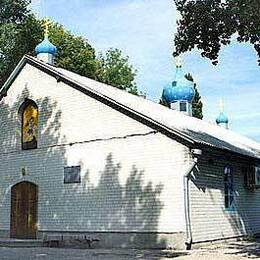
left=0, top=36, right=259, bottom=249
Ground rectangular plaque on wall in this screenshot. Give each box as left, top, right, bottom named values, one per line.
left=64, top=166, right=81, bottom=184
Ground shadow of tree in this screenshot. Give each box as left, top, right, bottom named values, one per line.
left=90, top=248, right=189, bottom=258
left=0, top=87, right=64, bottom=151
left=188, top=145, right=260, bottom=254
left=0, top=87, right=166, bottom=248
left=0, top=87, right=66, bottom=238
left=224, top=241, right=260, bottom=259
left=65, top=153, right=165, bottom=248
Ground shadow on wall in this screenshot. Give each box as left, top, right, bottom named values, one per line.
left=0, top=88, right=166, bottom=248
left=0, top=87, right=66, bottom=235
left=60, top=153, right=166, bottom=248
left=189, top=147, right=259, bottom=245
left=0, top=87, right=65, bottom=151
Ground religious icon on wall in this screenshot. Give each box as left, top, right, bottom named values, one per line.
left=22, top=104, right=38, bottom=149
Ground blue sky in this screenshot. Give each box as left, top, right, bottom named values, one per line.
left=31, top=0, right=260, bottom=141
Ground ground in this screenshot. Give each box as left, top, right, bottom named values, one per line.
left=0, top=240, right=259, bottom=259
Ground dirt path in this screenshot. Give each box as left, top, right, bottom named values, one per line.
left=172, top=240, right=260, bottom=260
left=0, top=240, right=259, bottom=259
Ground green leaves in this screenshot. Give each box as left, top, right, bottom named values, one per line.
left=0, top=0, right=30, bottom=24
left=174, top=0, right=260, bottom=65
left=0, top=0, right=38, bottom=84
left=49, top=23, right=97, bottom=79
left=185, top=73, right=203, bottom=119
left=0, top=0, right=140, bottom=96
left=96, top=48, right=139, bottom=95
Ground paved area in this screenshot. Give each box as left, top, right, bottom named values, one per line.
left=0, top=240, right=259, bottom=259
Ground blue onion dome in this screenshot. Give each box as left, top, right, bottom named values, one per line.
left=162, top=65, right=195, bottom=105
left=216, top=112, right=229, bottom=124
left=35, top=36, right=57, bottom=55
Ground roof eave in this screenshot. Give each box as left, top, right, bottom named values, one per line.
left=198, top=142, right=260, bottom=162
left=2, top=56, right=260, bottom=161
left=0, top=55, right=196, bottom=147
left=0, top=55, right=29, bottom=99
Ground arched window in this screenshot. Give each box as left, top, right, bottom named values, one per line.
left=224, top=165, right=234, bottom=209
left=20, top=100, right=38, bottom=150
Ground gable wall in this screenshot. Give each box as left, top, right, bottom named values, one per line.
left=0, top=63, right=191, bottom=246
left=0, top=64, right=156, bottom=152
left=190, top=150, right=260, bottom=243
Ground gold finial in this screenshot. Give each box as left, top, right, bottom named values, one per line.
left=176, top=56, right=182, bottom=68
left=219, top=98, right=224, bottom=113
left=43, top=18, right=51, bottom=38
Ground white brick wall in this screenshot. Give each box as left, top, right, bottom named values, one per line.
left=0, top=63, right=190, bottom=235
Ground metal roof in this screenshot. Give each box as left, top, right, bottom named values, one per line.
left=2, top=55, right=260, bottom=160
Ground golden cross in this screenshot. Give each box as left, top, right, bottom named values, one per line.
left=43, top=18, right=51, bottom=37
left=176, top=56, right=182, bottom=67
left=219, top=98, right=224, bottom=113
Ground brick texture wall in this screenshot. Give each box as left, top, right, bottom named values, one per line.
left=0, top=63, right=190, bottom=237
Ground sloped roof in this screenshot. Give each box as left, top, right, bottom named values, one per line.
left=2, top=55, right=260, bottom=160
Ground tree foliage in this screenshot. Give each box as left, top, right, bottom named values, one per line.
left=0, top=0, right=38, bottom=85
left=159, top=96, right=170, bottom=108
left=174, top=0, right=260, bottom=65
left=96, top=48, right=138, bottom=95
left=0, top=1, right=139, bottom=95
left=185, top=73, right=203, bottom=119
left=49, top=23, right=97, bottom=79
left=0, top=0, right=30, bottom=24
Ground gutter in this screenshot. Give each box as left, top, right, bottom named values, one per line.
left=184, top=149, right=202, bottom=250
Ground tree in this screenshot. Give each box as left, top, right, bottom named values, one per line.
left=0, top=0, right=38, bottom=85
left=185, top=73, right=203, bottom=119
left=159, top=96, right=170, bottom=108
left=48, top=23, right=97, bottom=80
left=96, top=48, right=139, bottom=95
left=0, top=1, right=140, bottom=95
left=174, top=0, right=260, bottom=65
left=159, top=73, right=203, bottom=119
left=0, top=0, right=30, bottom=24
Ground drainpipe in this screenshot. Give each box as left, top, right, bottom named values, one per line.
left=184, top=148, right=202, bottom=250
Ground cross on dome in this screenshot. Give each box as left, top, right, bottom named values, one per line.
left=43, top=18, right=51, bottom=38
left=219, top=98, right=225, bottom=113
left=35, top=18, right=57, bottom=65
left=175, top=56, right=182, bottom=68
left=216, top=98, right=229, bottom=128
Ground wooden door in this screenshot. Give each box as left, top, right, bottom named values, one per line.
left=10, top=182, right=38, bottom=239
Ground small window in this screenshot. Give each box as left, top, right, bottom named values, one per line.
left=64, top=166, right=81, bottom=184
left=224, top=166, right=234, bottom=209
left=20, top=100, right=38, bottom=150
left=243, top=166, right=260, bottom=189
left=255, top=167, right=260, bottom=186
left=180, top=102, right=187, bottom=112
left=243, top=166, right=255, bottom=189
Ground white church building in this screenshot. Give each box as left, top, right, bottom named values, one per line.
left=0, top=34, right=259, bottom=249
